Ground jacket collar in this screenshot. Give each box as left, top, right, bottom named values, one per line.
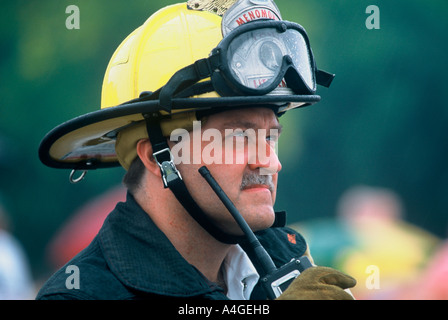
left=98, top=192, right=222, bottom=297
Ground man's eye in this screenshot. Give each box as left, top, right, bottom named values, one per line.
left=267, top=134, right=279, bottom=145
left=226, top=129, right=246, bottom=139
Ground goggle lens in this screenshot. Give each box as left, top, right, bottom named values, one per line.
left=226, top=24, right=315, bottom=94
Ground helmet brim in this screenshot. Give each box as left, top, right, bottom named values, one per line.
left=39, top=94, right=320, bottom=170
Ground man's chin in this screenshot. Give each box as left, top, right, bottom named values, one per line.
left=226, top=208, right=276, bottom=235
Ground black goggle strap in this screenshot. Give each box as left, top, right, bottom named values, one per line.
left=159, top=57, right=218, bottom=112
left=158, top=59, right=335, bottom=113
left=316, top=69, right=335, bottom=88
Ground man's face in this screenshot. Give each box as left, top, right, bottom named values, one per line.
left=170, top=107, right=283, bottom=236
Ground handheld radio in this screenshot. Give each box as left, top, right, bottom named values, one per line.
left=199, top=166, right=313, bottom=299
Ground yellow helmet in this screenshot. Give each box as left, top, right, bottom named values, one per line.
left=101, top=3, right=222, bottom=109
left=102, top=3, right=224, bottom=169
left=39, top=1, right=333, bottom=171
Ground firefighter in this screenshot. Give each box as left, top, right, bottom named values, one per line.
left=37, top=0, right=355, bottom=300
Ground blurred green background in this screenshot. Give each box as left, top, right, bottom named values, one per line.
left=1, top=0, right=447, bottom=293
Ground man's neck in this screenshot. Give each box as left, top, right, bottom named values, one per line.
left=134, top=186, right=232, bottom=283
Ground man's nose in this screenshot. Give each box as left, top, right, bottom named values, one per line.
left=247, top=138, right=282, bottom=176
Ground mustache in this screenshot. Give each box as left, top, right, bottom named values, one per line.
left=240, top=172, right=274, bottom=191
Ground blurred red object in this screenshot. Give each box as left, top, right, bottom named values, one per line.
left=47, top=186, right=126, bottom=269
left=372, top=240, right=448, bottom=300
left=412, top=241, right=448, bottom=299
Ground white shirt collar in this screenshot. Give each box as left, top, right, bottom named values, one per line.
left=222, top=244, right=260, bottom=300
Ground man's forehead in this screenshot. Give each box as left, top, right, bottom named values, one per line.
left=205, top=107, right=281, bottom=130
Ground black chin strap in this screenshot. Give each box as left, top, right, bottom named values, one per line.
left=144, top=114, right=287, bottom=244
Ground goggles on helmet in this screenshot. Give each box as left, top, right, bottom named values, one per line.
left=156, top=20, right=335, bottom=111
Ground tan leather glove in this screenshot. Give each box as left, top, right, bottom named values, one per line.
left=276, top=266, right=357, bottom=300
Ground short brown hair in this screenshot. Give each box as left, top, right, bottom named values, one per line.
left=122, top=156, right=146, bottom=194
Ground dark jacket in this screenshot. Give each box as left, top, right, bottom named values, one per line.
left=36, top=192, right=308, bottom=300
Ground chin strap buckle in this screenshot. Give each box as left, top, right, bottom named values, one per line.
left=152, top=147, right=182, bottom=188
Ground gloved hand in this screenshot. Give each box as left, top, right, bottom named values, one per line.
left=276, top=266, right=357, bottom=300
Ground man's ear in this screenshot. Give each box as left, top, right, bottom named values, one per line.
left=136, top=139, right=161, bottom=177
